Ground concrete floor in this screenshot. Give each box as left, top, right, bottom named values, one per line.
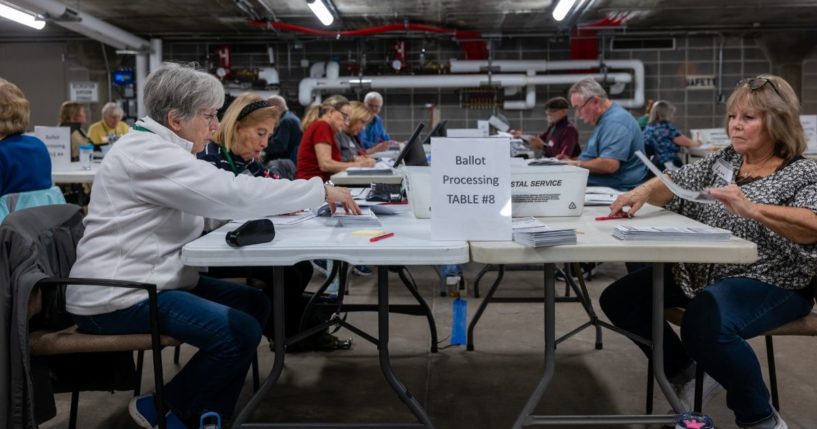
left=41, top=262, right=817, bottom=429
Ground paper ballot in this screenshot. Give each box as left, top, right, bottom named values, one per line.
left=634, top=151, right=716, bottom=204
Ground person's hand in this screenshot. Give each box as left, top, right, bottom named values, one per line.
left=356, top=157, right=376, bottom=167
left=555, top=153, right=569, bottom=160
left=609, top=185, right=651, bottom=217
left=706, top=184, right=758, bottom=219
left=527, top=136, right=545, bottom=149
left=370, top=141, right=389, bottom=153
left=324, top=185, right=361, bottom=215
left=510, top=129, right=523, bottom=138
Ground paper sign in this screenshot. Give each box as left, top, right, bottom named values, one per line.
left=35, top=126, right=71, bottom=169
left=690, top=128, right=730, bottom=147
left=477, top=120, right=490, bottom=136
left=431, top=137, right=512, bottom=240
left=69, top=81, right=98, bottom=103
left=801, top=115, right=817, bottom=154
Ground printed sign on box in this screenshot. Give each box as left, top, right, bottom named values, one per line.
left=801, top=115, right=817, bottom=154
left=431, top=137, right=511, bottom=240
left=34, top=126, right=71, bottom=169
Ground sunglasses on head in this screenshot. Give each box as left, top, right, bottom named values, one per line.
left=737, top=77, right=783, bottom=99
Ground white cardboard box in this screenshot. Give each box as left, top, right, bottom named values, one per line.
left=406, top=164, right=588, bottom=219
left=511, top=165, right=588, bottom=217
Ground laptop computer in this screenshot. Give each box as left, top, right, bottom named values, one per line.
left=392, top=123, right=426, bottom=168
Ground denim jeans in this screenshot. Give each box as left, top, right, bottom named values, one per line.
left=600, top=266, right=813, bottom=426
left=440, top=264, right=462, bottom=277
left=72, top=275, right=270, bottom=421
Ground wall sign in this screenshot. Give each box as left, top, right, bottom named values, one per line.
left=431, top=137, right=511, bottom=240
left=69, top=81, right=98, bottom=103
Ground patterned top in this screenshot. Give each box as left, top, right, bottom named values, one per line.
left=643, top=121, right=682, bottom=165
left=666, top=145, right=817, bottom=297
left=197, top=142, right=276, bottom=178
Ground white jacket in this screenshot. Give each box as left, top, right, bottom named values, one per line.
left=66, top=117, right=325, bottom=316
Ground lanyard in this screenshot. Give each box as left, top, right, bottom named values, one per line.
left=221, top=144, right=239, bottom=175
left=132, top=124, right=153, bottom=133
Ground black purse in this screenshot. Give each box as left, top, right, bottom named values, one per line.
left=225, top=219, right=276, bottom=247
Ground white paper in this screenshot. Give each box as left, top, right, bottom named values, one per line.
left=431, top=137, right=512, bottom=240
left=634, top=151, right=716, bottom=204
left=267, top=211, right=316, bottom=226
left=34, top=126, right=71, bottom=169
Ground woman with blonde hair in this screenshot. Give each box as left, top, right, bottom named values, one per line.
left=642, top=100, right=701, bottom=170
left=602, top=74, right=817, bottom=429
left=296, top=97, right=375, bottom=182
left=1, top=78, right=52, bottom=196
left=336, top=100, right=378, bottom=161
left=58, top=101, right=91, bottom=161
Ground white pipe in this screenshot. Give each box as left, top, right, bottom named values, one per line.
left=14, top=0, right=149, bottom=50
left=450, top=59, right=645, bottom=108
left=149, top=38, right=162, bottom=72
left=298, top=72, right=631, bottom=107
left=309, top=61, right=325, bottom=79
left=136, top=54, right=147, bottom=118
left=325, top=61, right=340, bottom=81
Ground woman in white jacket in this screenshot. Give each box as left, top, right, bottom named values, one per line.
left=66, top=63, right=358, bottom=429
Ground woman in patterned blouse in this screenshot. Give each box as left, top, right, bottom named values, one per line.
left=600, top=74, right=817, bottom=429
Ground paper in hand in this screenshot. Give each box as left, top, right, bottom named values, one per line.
left=634, top=151, right=716, bottom=204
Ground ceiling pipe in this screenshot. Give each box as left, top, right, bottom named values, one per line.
left=13, top=0, right=149, bottom=50
left=449, top=59, right=645, bottom=108
left=298, top=63, right=632, bottom=108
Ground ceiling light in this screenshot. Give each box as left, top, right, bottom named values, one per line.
left=0, top=1, right=45, bottom=30
left=552, top=0, right=578, bottom=22
left=307, top=0, right=334, bottom=26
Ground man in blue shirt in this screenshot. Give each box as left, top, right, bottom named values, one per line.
left=357, top=91, right=394, bottom=151
left=566, top=78, right=647, bottom=191
left=265, top=95, right=302, bottom=164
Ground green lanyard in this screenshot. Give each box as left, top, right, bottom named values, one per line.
left=132, top=124, right=152, bottom=133
left=221, top=144, right=239, bottom=175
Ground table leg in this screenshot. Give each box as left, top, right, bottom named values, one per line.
left=377, top=266, right=434, bottom=428
left=232, top=267, right=287, bottom=428
left=651, top=263, right=685, bottom=412
left=512, top=263, right=556, bottom=429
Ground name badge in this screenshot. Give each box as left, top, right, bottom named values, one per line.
left=713, top=159, right=733, bottom=183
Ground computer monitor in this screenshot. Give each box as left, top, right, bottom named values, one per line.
left=392, top=123, right=426, bottom=168
left=423, top=120, right=447, bottom=144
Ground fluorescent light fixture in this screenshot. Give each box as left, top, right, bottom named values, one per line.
left=307, top=0, right=334, bottom=26
left=0, top=2, right=45, bottom=30
left=552, top=0, right=578, bottom=22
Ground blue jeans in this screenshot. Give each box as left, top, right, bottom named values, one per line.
left=72, top=275, right=270, bottom=420
left=440, top=264, right=462, bottom=277
left=600, top=266, right=813, bottom=426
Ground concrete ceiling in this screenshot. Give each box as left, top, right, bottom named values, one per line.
left=0, top=0, right=815, bottom=41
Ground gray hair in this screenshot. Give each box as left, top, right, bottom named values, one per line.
left=144, top=63, right=224, bottom=127
left=267, top=94, right=288, bottom=111
left=648, top=100, right=675, bottom=124
left=568, top=78, right=608, bottom=101
left=363, top=91, right=383, bottom=105
left=101, top=102, right=123, bottom=119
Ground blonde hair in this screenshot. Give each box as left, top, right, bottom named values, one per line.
left=0, top=78, right=30, bottom=136
left=347, top=101, right=373, bottom=128
left=301, top=95, right=349, bottom=131
left=725, top=74, right=806, bottom=160
left=212, top=93, right=281, bottom=152
left=648, top=100, right=675, bottom=124
left=59, top=101, right=85, bottom=124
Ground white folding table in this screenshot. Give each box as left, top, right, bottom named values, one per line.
left=182, top=212, right=468, bottom=428
left=469, top=204, right=758, bottom=428
left=51, top=162, right=99, bottom=184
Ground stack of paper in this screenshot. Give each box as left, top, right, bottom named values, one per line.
left=512, top=217, right=577, bottom=247
left=267, top=211, right=316, bottom=226
left=346, top=160, right=395, bottom=175
left=584, top=193, right=617, bottom=206
left=331, top=207, right=382, bottom=227
left=527, top=158, right=566, bottom=166
left=612, top=225, right=732, bottom=241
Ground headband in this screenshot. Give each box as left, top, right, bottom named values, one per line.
left=237, top=100, right=270, bottom=121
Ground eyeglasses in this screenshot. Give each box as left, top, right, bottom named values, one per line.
left=338, top=111, right=350, bottom=122
left=573, top=96, right=596, bottom=112
left=199, top=111, right=219, bottom=124
left=737, top=77, right=783, bottom=99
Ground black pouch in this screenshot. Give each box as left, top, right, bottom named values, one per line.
left=225, top=219, right=276, bottom=247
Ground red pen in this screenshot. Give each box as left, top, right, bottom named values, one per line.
left=370, top=232, right=395, bottom=242
left=595, top=212, right=631, bottom=221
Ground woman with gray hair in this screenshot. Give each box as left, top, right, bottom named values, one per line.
left=642, top=100, right=701, bottom=170
left=65, top=63, right=359, bottom=429
left=87, top=101, right=129, bottom=147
